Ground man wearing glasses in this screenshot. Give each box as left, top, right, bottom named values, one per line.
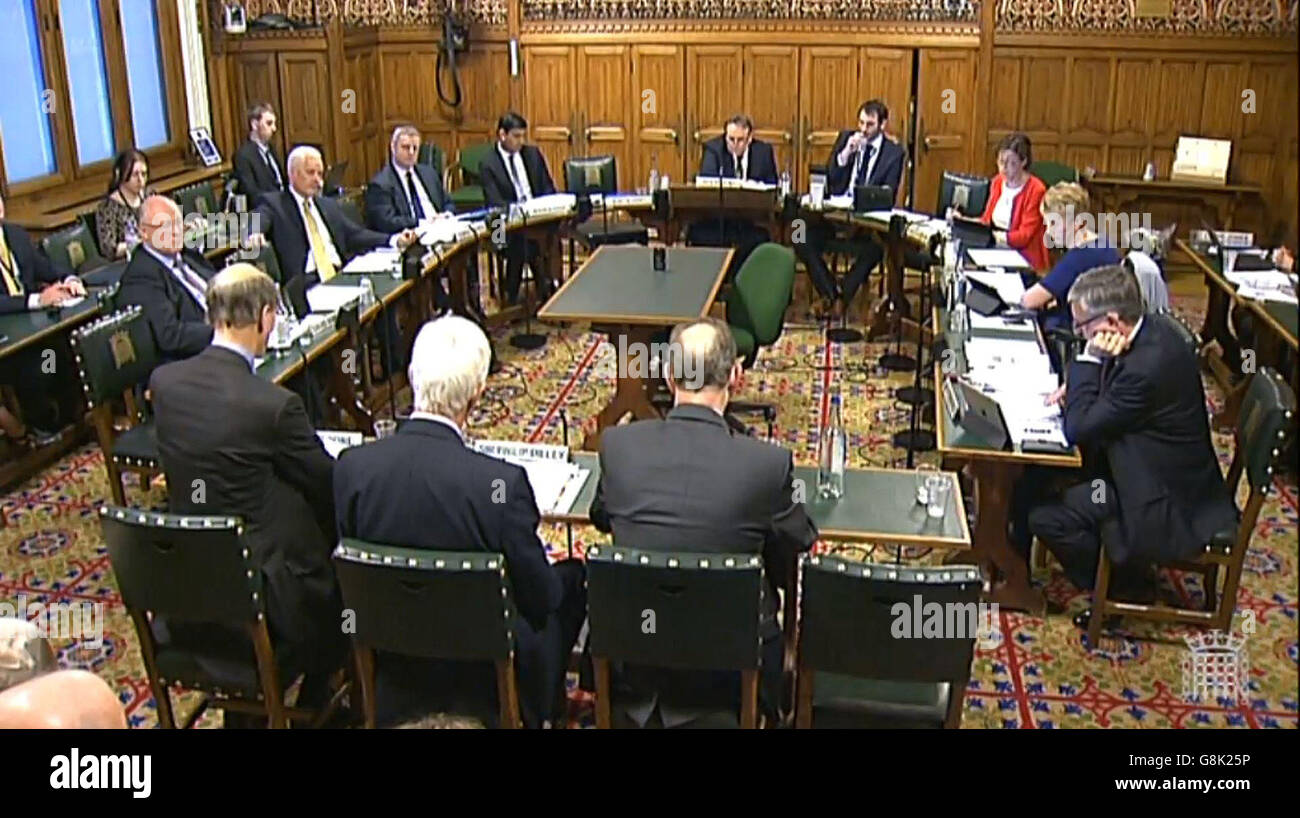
left=1025, top=265, right=1235, bottom=629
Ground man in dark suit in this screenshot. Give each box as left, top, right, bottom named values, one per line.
left=116, top=195, right=215, bottom=363
left=0, top=192, right=84, bottom=441
left=149, top=264, right=346, bottom=709
left=364, top=125, right=454, bottom=233
left=1029, top=265, right=1237, bottom=617
left=479, top=111, right=558, bottom=306
left=591, top=317, right=818, bottom=727
left=688, top=114, right=780, bottom=280
left=334, top=315, right=586, bottom=728
left=232, top=103, right=286, bottom=206
left=254, top=145, right=417, bottom=304
left=797, top=99, right=906, bottom=317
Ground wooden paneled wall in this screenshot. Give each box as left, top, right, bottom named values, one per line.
left=203, top=15, right=1297, bottom=236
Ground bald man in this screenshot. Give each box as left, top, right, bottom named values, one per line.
left=590, top=317, right=817, bottom=727
left=0, top=670, right=127, bottom=729
left=150, top=264, right=345, bottom=711
left=116, top=195, right=217, bottom=362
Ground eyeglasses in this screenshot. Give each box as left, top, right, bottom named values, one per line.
left=1072, top=313, right=1107, bottom=334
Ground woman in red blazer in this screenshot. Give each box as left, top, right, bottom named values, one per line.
left=979, top=132, right=1049, bottom=271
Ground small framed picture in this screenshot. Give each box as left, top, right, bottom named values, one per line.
left=190, top=127, right=222, bottom=167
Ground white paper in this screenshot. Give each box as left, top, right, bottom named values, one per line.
left=967, top=248, right=1032, bottom=269
left=969, top=310, right=1037, bottom=334
left=316, top=430, right=364, bottom=459
left=598, top=193, right=654, bottom=209
left=306, top=284, right=367, bottom=314
left=418, top=218, right=474, bottom=246
left=340, top=248, right=400, bottom=275
left=863, top=208, right=928, bottom=223
left=520, top=193, right=577, bottom=219
left=55, top=296, right=86, bottom=308
left=471, top=440, right=589, bottom=515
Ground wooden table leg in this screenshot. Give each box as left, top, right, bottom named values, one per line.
left=582, top=324, right=664, bottom=451
left=961, top=460, right=1046, bottom=615
left=327, top=343, right=375, bottom=434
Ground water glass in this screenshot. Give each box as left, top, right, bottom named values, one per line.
left=926, top=475, right=951, bottom=519
left=374, top=419, right=397, bottom=440
left=914, top=463, right=937, bottom=505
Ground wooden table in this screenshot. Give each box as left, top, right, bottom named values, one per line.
left=1084, top=175, right=1263, bottom=242
left=1177, top=237, right=1298, bottom=429
left=933, top=305, right=1082, bottom=614
left=536, top=244, right=732, bottom=450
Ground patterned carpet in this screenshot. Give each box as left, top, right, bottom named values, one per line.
left=1, top=287, right=1295, bottom=728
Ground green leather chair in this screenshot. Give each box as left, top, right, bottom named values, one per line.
left=1031, top=160, right=1079, bottom=189
left=795, top=555, right=983, bottom=728
left=1088, top=367, right=1295, bottom=646
left=936, top=170, right=991, bottom=217
left=586, top=544, right=765, bottom=729
left=417, top=142, right=446, bottom=177
left=445, top=141, right=493, bottom=212
left=99, top=506, right=350, bottom=729
left=41, top=222, right=106, bottom=275
left=564, top=156, right=648, bottom=251
left=332, top=540, right=521, bottom=728
left=173, top=181, right=218, bottom=217
left=69, top=306, right=161, bottom=506
left=725, top=242, right=795, bottom=437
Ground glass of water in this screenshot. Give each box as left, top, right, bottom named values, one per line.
left=926, top=474, right=951, bottom=519
left=915, top=463, right=937, bottom=505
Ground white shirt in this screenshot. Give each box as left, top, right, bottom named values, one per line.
left=839, top=133, right=884, bottom=188
left=992, top=177, right=1024, bottom=232
left=142, top=244, right=207, bottom=313
left=409, top=411, right=464, bottom=442
left=290, top=189, right=343, bottom=274
left=393, top=161, right=438, bottom=221
left=252, top=136, right=283, bottom=187
left=497, top=145, right=533, bottom=201
left=730, top=145, right=750, bottom=180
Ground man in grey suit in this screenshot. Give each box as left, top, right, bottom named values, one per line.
left=591, top=317, right=818, bottom=726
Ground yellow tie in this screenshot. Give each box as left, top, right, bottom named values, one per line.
left=303, top=199, right=337, bottom=282
left=0, top=230, right=22, bottom=297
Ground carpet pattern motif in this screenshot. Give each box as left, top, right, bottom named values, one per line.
left=1, top=295, right=1295, bottom=729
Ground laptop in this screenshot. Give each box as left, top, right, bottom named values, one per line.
left=950, top=378, right=1010, bottom=450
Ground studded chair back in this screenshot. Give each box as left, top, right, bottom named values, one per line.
left=332, top=540, right=521, bottom=727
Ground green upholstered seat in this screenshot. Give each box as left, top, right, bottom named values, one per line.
left=332, top=540, right=521, bottom=727
left=448, top=142, right=493, bottom=211
left=726, top=242, right=795, bottom=368
left=417, top=142, right=446, bottom=177
left=1031, top=160, right=1079, bottom=189
left=42, top=222, right=106, bottom=274
left=174, top=181, right=218, bottom=216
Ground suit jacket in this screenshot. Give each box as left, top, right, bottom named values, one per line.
left=0, top=223, right=71, bottom=315
left=826, top=131, right=905, bottom=198
left=232, top=139, right=285, bottom=205
left=254, top=191, right=390, bottom=292
left=116, top=248, right=215, bottom=362
left=333, top=418, right=567, bottom=726
left=699, top=136, right=779, bottom=184
left=980, top=173, right=1050, bottom=271
left=591, top=404, right=817, bottom=624
left=1063, top=316, right=1236, bottom=565
left=480, top=144, right=557, bottom=207
left=363, top=162, right=454, bottom=233
left=149, top=345, right=341, bottom=672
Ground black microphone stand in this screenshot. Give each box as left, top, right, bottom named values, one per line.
left=878, top=213, right=917, bottom=372
left=509, top=202, right=547, bottom=350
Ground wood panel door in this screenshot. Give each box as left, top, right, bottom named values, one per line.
left=798, top=47, right=860, bottom=184
left=631, top=45, right=685, bottom=188
left=522, top=46, right=577, bottom=189
left=576, top=45, right=632, bottom=189
left=277, top=53, right=333, bottom=158
left=914, top=48, right=976, bottom=215
left=233, top=52, right=281, bottom=155
left=686, top=45, right=744, bottom=176
left=744, top=46, right=799, bottom=178
left=859, top=47, right=914, bottom=205
left=449, top=42, right=513, bottom=154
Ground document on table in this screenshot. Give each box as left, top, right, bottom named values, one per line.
left=1225, top=270, right=1298, bottom=304
left=967, top=248, right=1032, bottom=269
left=471, top=440, right=591, bottom=515
left=966, top=269, right=1027, bottom=305
left=341, top=248, right=400, bottom=275
left=863, top=209, right=929, bottom=223
left=417, top=218, right=474, bottom=246
left=963, top=372, right=1067, bottom=447
left=800, top=193, right=853, bottom=210
left=969, top=310, right=1037, bottom=335
left=306, top=284, right=367, bottom=313
left=520, top=193, right=577, bottom=219
left=316, top=430, right=364, bottom=459
left=964, top=337, right=1053, bottom=376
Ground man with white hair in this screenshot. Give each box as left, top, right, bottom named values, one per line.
left=116, top=195, right=217, bottom=362
left=363, top=124, right=453, bottom=233
left=333, top=315, right=586, bottom=728
left=254, top=145, right=418, bottom=307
